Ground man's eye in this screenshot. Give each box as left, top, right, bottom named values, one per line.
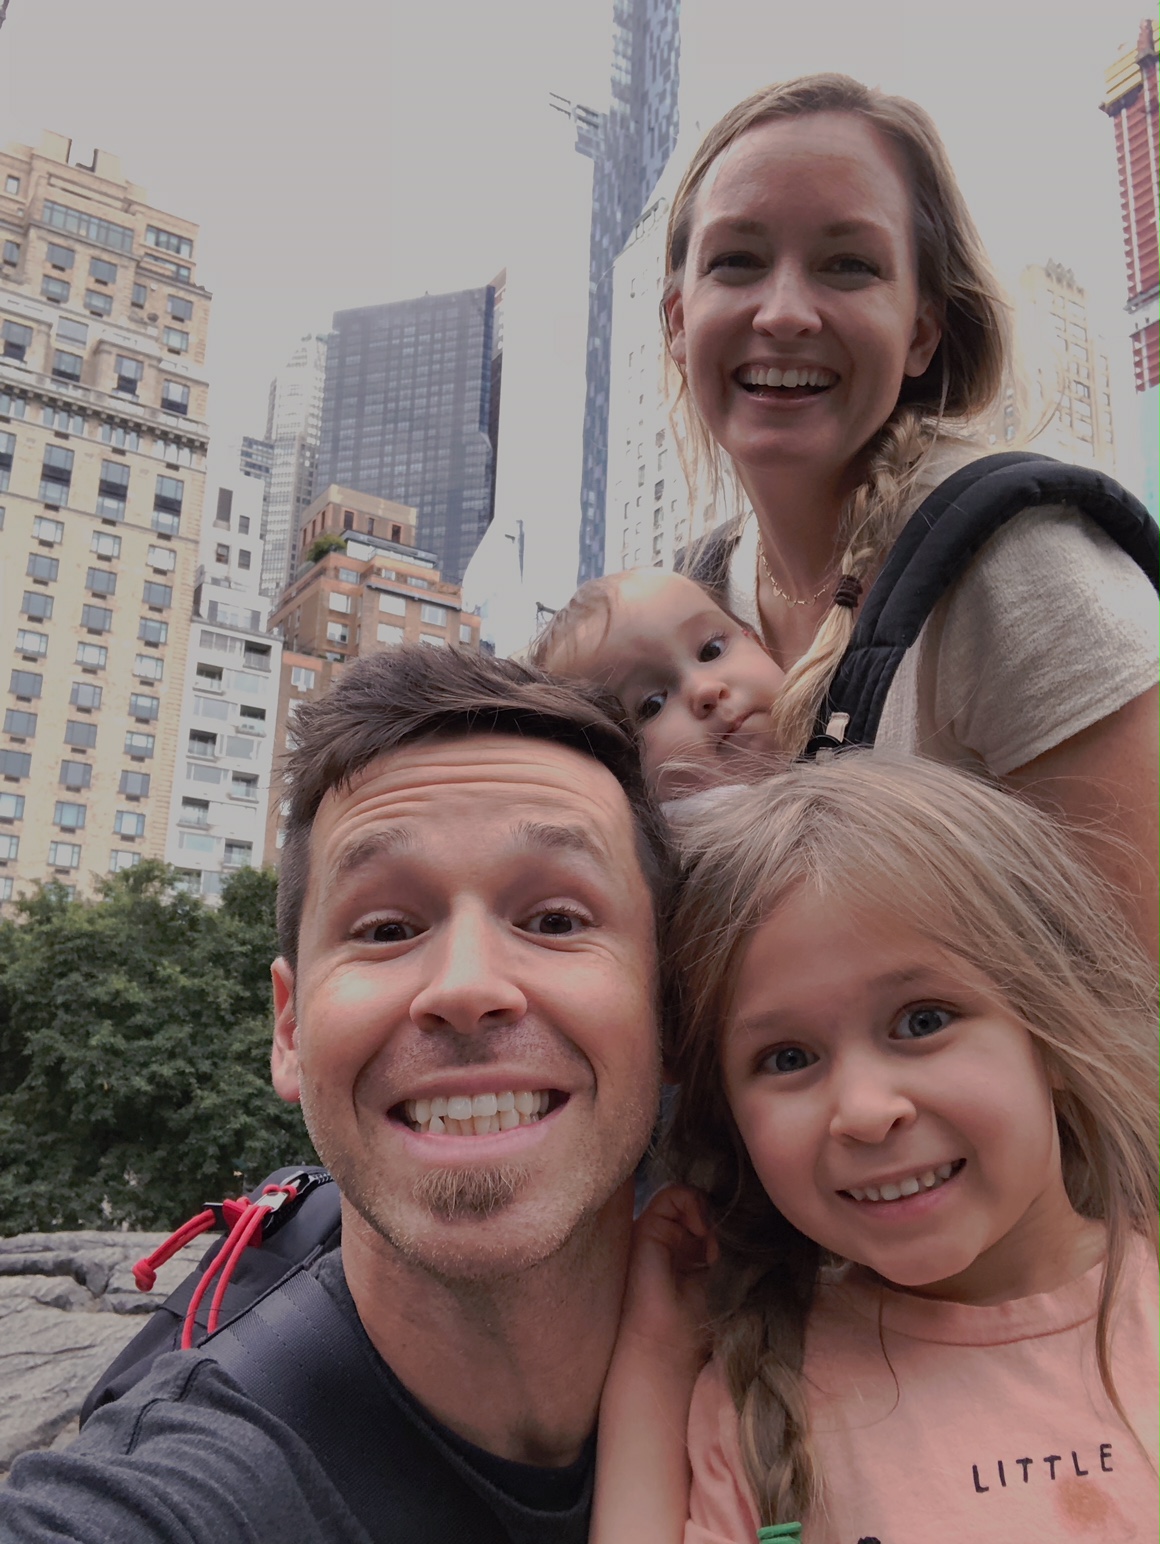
left=637, top=691, right=665, bottom=723
left=698, top=637, right=726, bottom=663
left=364, top=920, right=417, bottom=944
left=762, top=1045, right=817, bottom=1075
left=893, top=1006, right=953, bottom=1040
left=526, top=910, right=585, bottom=937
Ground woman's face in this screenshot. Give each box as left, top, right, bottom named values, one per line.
left=666, top=111, right=941, bottom=493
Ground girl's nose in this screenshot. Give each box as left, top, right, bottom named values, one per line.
left=828, top=1063, right=917, bottom=1145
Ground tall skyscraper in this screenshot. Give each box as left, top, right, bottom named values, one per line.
left=314, top=284, right=500, bottom=584
left=256, top=333, right=329, bottom=599
left=0, top=132, right=209, bottom=905
left=571, top=0, right=681, bottom=583
left=1102, top=20, right=1158, bottom=514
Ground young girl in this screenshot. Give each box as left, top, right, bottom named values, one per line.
left=593, top=754, right=1158, bottom=1543
left=530, top=567, right=786, bottom=798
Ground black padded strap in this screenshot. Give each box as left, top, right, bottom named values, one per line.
left=205, top=1267, right=509, bottom=1544
left=809, top=454, right=1159, bottom=752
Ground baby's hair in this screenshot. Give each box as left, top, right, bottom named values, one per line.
left=662, top=753, right=1158, bottom=1528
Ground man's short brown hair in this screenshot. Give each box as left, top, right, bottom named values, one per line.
left=276, top=645, right=674, bottom=968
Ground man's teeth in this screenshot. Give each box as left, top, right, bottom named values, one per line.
left=738, top=366, right=837, bottom=389
left=845, top=1162, right=958, bottom=1203
left=403, top=1090, right=551, bottom=1136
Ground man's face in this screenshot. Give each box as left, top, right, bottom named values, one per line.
left=271, top=734, right=661, bottom=1282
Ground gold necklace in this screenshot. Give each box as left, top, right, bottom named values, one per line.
left=757, top=540, right=835, bottom=607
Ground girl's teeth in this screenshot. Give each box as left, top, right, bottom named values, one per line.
left=847, top=1163, right=960, bottom=1204
left=936, top=1163, right=954, bottom=1180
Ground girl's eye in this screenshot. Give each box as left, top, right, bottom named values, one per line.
left=698, top=637, right=726, bottom=663
left=525, top=909, right=586, bottom=937
left=637, top=691, right=666, bottom=723
left=761, top=1045, right=817, bottom=1075
left=893, top=1006, right=954, bottom=1040
left=363, top=919, right=418, bottom=944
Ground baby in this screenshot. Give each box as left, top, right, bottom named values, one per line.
left=530, top=568, right=785, bottom=798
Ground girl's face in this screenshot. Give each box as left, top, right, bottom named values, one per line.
left=666, top=112, right=941, bottom=491
left=721, top=885, right=1093, bottom=1305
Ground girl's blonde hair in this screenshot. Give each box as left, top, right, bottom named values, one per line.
left=664, top=754, right=1158, bottom=1527
left=664, top=74, right=1011, bottom=753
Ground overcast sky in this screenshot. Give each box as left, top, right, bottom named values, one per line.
left=0, top=0, right=1151, bottom=515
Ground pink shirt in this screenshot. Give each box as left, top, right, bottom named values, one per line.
left=686, top=1238, right=1158, bottom=1543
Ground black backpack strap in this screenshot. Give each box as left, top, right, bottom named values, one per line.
left=808, top=453, right=1159, bottom=754
left=203, top=1268, right=509, bottom=1544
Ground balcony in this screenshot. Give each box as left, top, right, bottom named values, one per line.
left=193, top=675, right=224, bottom=694
left=187, top=742, right=218, bottom=761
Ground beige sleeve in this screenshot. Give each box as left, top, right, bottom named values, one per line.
left=916, top=504, right=1158, bottom=776
left=684, top=1360, right=762, bottom=1544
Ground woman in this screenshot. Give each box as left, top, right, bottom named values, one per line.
left=662, top=73, right=1158, bottom=951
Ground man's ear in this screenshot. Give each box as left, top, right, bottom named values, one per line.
left=664, top=288, right=687, bottom=371
left=904, top=297, right=942, bottom=379
left=270, top=957, right=302, bottom=1105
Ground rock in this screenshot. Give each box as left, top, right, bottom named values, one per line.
left=0, top=1230, right=208, bottom=1480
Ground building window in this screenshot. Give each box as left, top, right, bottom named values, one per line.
left=161, top=380, right=189, bottom=415
left=162, top=327, right=189, bottom=352
left=188, top=730, right=217, bottom=758
left=329, top=592, right=352, bottom=613
left=124, top=731, right=155, bottom=758
left=180, top=797, right=209, bottom=827
left=420, top=634, right=448, bottom=648
left=0, top=792, right=25, bottom=819
left=142, top=580, right=172, bottom=608
left=153, top=475, right=184, bottom=534
left=326, top=622, right=349, bottom=644
left=4, top=175, right=18, bottom=194
left=64, top=719, right=98, bottom=749
left=420, top=604, right=449, bottom=627
left=21, top=592, right=54, bottom=622
left=58, top=317, right=88, bottom=344
left=459, top=623, right=475, bottom=644
left=223, top=840, right=253, bottom=869
left=243, top=644, right=271, bottom=672
left=2, top=240, right=19, bottom=265
left=131, top=282, right=147, bottom=308
left=2, top=320, right=32, bottom=361
left=44, top=200, right=135, bottom=253
left=16, top=630, right=48, bottom=657
left=114, top=810, right=146, bottom=837
left=0, top=747, right=33, bottom=779
left=75, top=642, right=108, bottom=669
left=145, top=225, right=193, bottom=259
left=114, top=354, right=143, bottom=395
left=53, top=802, right=86, bottom=830
left=167, top=295, right=194, bottom=321
left=27, top=552, right=60, bottom=582
left=0, top=430, right=12, bottom=491
left=119, top=770, right=150, bottom=798
left=45, top=242, right=75, bottom=270
left=101, top=424, right=139, bottom=451
left=4, top=709, right=37, bottom=737
left=84, top=289, right=113, bottom=317
left=10, top=671, right=43, bottom=699
left=80, top=603, right=113, bottom=633
left=214, top=543, right=229, bottom=564
left=34, top=516, right=65, bottom=544
left=39, top=445, right=74, bottom=504
left=147, top=543, right=176, bottom=572
left=231, top=773, right=258, bottom=802
left=91, top=530, right=121, bottom=560
left=109, top=850, right=140, bottom=872
left=60, top=759, right=92, bottom=790
left=85, top=566, right=117, bottom=597
left=290, top=666, right=316, bottom=690
left=0, top=833, right=20, bottom=860
left=129, top=693, right=159, bottom=721
left=138, top=618, right=168, bottom=646
left=69, top=681, right=102, bottom=710
left=41, top=275, right=70, bottom=303
left=377, top=623, right=405, bottom=646
left=134, top=654, right=164, bottom=681
left=48, top=841, right=82, bottom=869
left=89, top=257, right=118, bottom=284
left=379, top=591, right=407, bottom=616
left=237, top=549, right=251, bottom=569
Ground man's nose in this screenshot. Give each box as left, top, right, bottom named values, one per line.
left=408, top=907, right=527, bottom=1036
left=828, top=1057, right=917, bottom=1145
left=752, top=262, right=823, bottom=339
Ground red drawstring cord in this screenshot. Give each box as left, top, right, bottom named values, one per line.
left=132, top=1184, right=299, bottom=1349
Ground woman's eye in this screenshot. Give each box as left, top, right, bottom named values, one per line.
left=824, top=255, right=879, bottom=278
left=698, top=637, right=726, bottom=663
left=706, top=252, right=761, bottom=275
left=637, top=691, right=666, bottom=723
left=893, top=1006, right=953, bottom=1040
left=526, top=910, right=585, bottom=937
left=364, top=920, right=417, bottom=944
left=762, top=1045, right=817, bottom=1075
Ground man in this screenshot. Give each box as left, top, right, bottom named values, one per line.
left=0, top=647, right=675, bottom=1543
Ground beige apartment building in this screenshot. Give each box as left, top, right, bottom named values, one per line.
left=0, top=132, right=209, bottom=904
left=264, top=485, right=481, bottom=861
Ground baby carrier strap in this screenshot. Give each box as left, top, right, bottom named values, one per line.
left=806, top=452, right=1159, bottom=755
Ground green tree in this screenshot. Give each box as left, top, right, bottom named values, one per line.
left=0, top=862, right=316, bottom=1235
left=305, top=532, right=346, bottom=564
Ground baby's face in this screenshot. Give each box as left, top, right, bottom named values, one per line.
left=572, top=571, right=785, bottom=796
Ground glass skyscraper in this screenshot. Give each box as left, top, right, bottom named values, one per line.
left=315, top=285, right=499, bottom=583
left=574, top=0, right=681, bottom=583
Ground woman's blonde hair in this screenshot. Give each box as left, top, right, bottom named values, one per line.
left=664, top=754, right=1158, bottom=1527
left=664, top=74, right=1011, bottom=753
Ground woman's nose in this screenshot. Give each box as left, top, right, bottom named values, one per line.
left=752, top=263, right=822, bottom=339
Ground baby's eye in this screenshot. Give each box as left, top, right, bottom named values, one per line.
left=761, top=1045, right=817, bottom=1075
left=893, top=1006, right=954, bottom=1040
left=637, top=691, right=666, bottom=723
left=524, top=909, right=587, bottom=937
left=698, top=637, right=726, bottom=663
